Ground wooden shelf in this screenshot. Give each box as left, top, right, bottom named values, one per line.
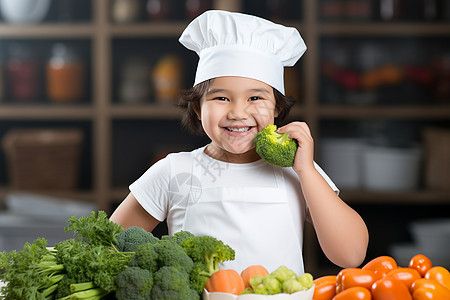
left=0, top=23, right=94, bottom=38
left=341, top=190, right=450, bottom=204
left=109, top=22, right=188, bottom=37
left=318, top=105, right=450, bottom=119
left=320, top=22, right=450, bottom=36
left=0, top=105, right=94, bottom=120
left=109, top=104, right=183, bottom=119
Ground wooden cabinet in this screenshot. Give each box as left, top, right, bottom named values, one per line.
left=0, top=0, right=449, bottom=275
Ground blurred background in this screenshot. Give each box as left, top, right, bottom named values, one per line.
left=0, top=0, right=449, bottom=277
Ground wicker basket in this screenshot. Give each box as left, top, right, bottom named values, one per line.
left=423, top=127, right=450, bottom=191
left=2, top=129, right=83, bottom=190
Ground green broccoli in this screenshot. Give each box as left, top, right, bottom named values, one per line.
left=115, top=266, right=153, bottom=300
left=161, top=230, right=195, bottom=245
left=151, top=266, right=199, bottom=300
left=130, top=242, right=159, bottom=273
left=154, top=240, right=194, bottom=274
left=180, top=235, right=235, bottom=295
left=115, top=226, right=159, bottom=252
left=254, top=124, right=298, bottom=167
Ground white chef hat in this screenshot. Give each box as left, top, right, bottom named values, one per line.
left=179, top=10, right=306, bottom=95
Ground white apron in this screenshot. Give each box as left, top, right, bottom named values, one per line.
left=181, top=155, right=305, bottom=275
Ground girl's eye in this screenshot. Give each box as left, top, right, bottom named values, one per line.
left=249, top=96, right=262, bottom=101
left=213, top=97, right=229, bottom=101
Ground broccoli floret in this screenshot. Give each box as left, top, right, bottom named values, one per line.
left=254, top=124, right=298, bottom=167
left=153, top=240, right=194, bottom=274
left=115, top=266, right=153, bottom=300
left=115, top=226, right=159, bottom=252
left=130, top=242, right=159, bottom=273
left=180, top=236, right=235, bottom=295
left=151, top=266, right=199, bottom=300
left=161, top=230, right=195, bottom=245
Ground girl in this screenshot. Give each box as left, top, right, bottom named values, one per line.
left=110, top=10, right=368, bottom=275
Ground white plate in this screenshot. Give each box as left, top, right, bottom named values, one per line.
left=203, top=286, right=314, bottom=300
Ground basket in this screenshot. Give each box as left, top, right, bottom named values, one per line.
left=2, top=128, right=83, bottom=190
left=423, top=127, right=450, bottom=191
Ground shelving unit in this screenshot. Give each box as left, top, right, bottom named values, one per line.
left=0, top=0, right=449, bottom=275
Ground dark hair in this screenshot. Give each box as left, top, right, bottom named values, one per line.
left=177, top=79, right=297, bottom=135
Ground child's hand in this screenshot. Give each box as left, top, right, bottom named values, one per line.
left=277, top=122, right=315, bottom=174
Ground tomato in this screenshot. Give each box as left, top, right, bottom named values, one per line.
left=371, top=277, right=412, bottom=300
left=205, top=269, right=245, bottom=295
left=336, top=268, right=360, bottom=293
left=409, top=254, right=433, bottom=277
left=338, top=269, right=377, bottom=292
left=412, top=286, right=450, bottom=300
left=332, top=287, right=372, bottom=300
left=424, top=266, right=450, bottom=291
left=240, top=265, right=269, bottom=289
left=386, top=267, right=421, bottom=290
left=362, top=256, right=398, bottom=280
left=313, top=275, right=337, bottom=300
left=411, top=278, right=450, bottom=295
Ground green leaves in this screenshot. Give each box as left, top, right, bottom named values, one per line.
left=64, top=211, right=124, bottom=248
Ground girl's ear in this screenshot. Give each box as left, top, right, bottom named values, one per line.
left=193, top=103, right=201, bottom=120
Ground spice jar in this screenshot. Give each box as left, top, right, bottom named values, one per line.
left=46, top=43, right=85, bottom=103
left=111, top=0, right=141, bottom=24
left=6, top=43, right=40, bottom=102
left=118, top=57, right=151, bottom=104
left=152, top=54, right=183, bottom=104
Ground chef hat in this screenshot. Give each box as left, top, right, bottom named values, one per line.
left=179, top=10, right=306, bottom=95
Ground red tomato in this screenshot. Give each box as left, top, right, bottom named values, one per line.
left=339, top=269, right=377, bottom=292
left=336, top=268, right=360, bottom=293
left=411, top=278, right=450, bottom=295
left=409, top=254, right=433, bottom=277
left=371, top=277, right=412, bottom=300
left=424, top=266, right=450, bottom=291
left=313, top=275, right=337, bottom=300
left=412, top=286, right=450, bottom=300
left=332, top=287, right=372, bottom=300
left=386, top=267, right=421, bottom=290
left=362, top=256, right=398, bottom=280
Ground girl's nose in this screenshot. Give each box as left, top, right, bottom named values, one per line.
left=227, top=101, right=249, bottom=120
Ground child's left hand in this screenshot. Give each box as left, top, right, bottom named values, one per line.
left=277, top=122, right=315, bottom=174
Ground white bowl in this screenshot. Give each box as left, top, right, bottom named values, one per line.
left=203, top=286, right=314, bottom=300
left=410, top=219, right=450, bottom=250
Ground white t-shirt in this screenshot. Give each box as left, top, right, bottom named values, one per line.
left=130, top=146, right=338, bottom=273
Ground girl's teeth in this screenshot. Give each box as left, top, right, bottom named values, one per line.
left=227, top=127, right=250, bottom=132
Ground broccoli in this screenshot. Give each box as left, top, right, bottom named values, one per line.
left=115, top=266, right=153, bottom=300
left=130, top=242, right=159, bottom=273
left=254, top=124, right=298, bottom=167
left=161, top=230, right=195, bottom=245
left=180, top=235, right=235, bottom=295
left=151, top=266, right=199, bottom=300
left=154, top=240, right=194, bottom=274
left=115, top=226, right=159, bottom=252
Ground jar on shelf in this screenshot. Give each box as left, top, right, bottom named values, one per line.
left=118, top=57, right=151, bottom=104
left=152, top=54, right=183, bottom=104
left=379, top=0, right=404, bottom=21
left=6, top=43, right=40, bottom=102
left=146, top=0, right=173, bottom=21
left=46, top=43, right=85, bottom=103
left=111, top=0, right=141, bottom=24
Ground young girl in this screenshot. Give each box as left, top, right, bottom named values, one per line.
left=110, top=10, right=368, bottom=275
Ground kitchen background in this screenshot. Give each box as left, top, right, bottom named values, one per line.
left=0, top=0, right=449, bottom=277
